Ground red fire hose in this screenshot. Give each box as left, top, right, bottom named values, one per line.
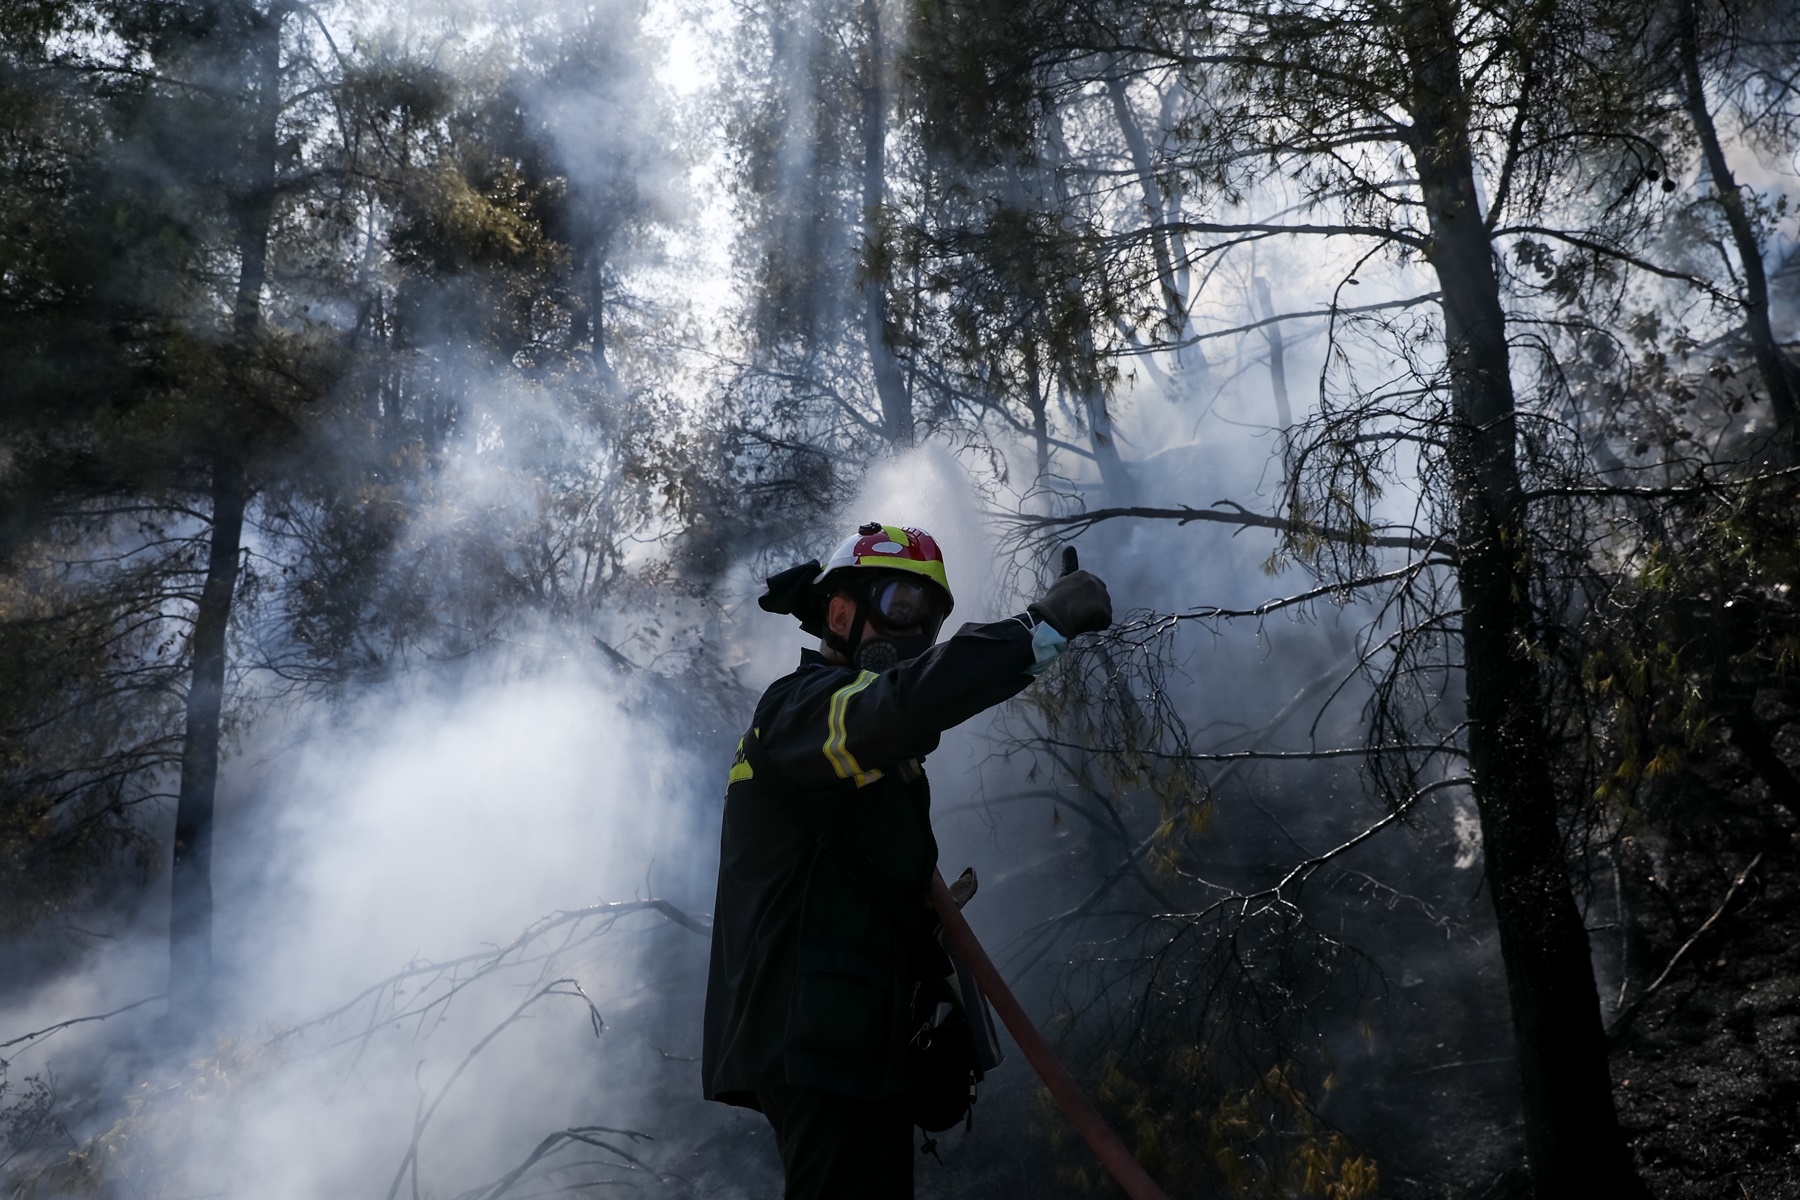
left=929, top=870, right=1173, bottom=1200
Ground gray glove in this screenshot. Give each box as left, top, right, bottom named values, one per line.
left=1029, top=548, right=1113, bottom=636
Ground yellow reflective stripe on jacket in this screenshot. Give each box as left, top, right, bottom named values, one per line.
left=727, top=728, right=759, bottom=784
left=823, top=672, right=884, bottom=788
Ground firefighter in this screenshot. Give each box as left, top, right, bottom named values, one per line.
left=702, top=522, right=1113, bottom=1199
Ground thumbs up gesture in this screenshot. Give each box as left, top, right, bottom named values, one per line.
left=1029, top=546, right=1114, bottom=637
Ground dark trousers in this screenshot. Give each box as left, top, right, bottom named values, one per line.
left=755, top=1084, right=913, bottom=1200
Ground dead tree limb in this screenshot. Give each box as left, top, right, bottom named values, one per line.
left=455, top=1125, right=659, bottom=1200
left=276, top=899, right=706, bottom=1046
left=993, top=502, right=1449, bottom=554
left=1159, top=559, right=1459, bottom=624
left=385, top=980, right=604, bottom=1200
left=1608, top=853, right=1763, bottom=1037
left=0, top=994, right=165, bottom=1057
left=1030, top=737, right=1465, bottom=764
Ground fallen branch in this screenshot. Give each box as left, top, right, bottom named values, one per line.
left=1609, top=852, right=1763, bottom=1037
left=277, top=898, right=707, bottom=1045
left=0, top=994, right=165, bottom=1056
left=456, top=1125, right=659, bottom=1200
left=386, top=980, right=605, bottom=1200
left=994, top=502, right=1451, bottom=554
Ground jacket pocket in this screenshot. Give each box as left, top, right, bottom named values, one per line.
left=786, top=948, right=891, bottom=1064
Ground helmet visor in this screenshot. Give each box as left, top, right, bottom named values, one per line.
left=868, top=576, right=947, bottom=635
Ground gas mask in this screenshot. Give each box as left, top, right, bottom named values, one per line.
left=851, top=629, right=936, bottom=673
left=826, top=574, right=947, bottom=673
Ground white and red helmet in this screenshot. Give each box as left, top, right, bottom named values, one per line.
left=815, top=522, right=954, bottom=615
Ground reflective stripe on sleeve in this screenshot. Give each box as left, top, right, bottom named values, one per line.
left=823, top=671, right=884, bottom=788
left=727, top=726, right=756, bottom=784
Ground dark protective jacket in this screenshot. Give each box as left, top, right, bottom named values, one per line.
left=702, top=617, right=1038, bottom=1109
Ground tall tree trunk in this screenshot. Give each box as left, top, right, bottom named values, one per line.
left=1675, top=0, right=1798, bottom=430
left=1106, top=69, right=1212, bottom=393
left=1073, top=371, right=1132, bottom=500
left=169, top=457, right=245, bottom=1029
left=1106, top=71, right=1185, bottom=341
left=860, top=0, right=912, bottom=446
left=586, top=245, right=620, bottom=394
left=228, top=10, right=279, bottom=344
left=170, top=0, right=282, bottom=1030
left=1026, top=341, right=1050, bottom=480
left=1405, top=4, right=1646, bottom=1195
left=1254, top=276, right=1292, bottom=429
left=1043, top=109, right=1135, bottom=499
left=1723, top=701, right=1800, bottom=808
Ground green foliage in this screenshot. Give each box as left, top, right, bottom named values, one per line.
left=1042, top=1057, right=1378, bottom=1199
left=0, top=554, right=178, bottom=934
left=0, top=0, right=691, bottom=941
left=1585, top=471, right=1800, bottom=818
left=5, top=1038, right=272, bottom=1198
left=725, top=0, right=871, bottom=352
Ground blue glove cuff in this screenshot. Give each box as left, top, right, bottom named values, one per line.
left=1025, top=618, right=1068, bottom=677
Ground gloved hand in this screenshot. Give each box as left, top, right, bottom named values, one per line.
left=1029, top=548, right=1113, bottom=636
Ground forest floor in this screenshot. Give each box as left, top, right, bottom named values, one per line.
left=1607, top=774, right=1800, bottom=1199
left=1317, top=758, right=1798, bottom=1200
left=6, top=772, right=1794, bottom=1200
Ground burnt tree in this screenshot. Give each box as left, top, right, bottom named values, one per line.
left=902, top=0, right=1695, bottom=1191
left=1404, top=3, right=1641, bottom=1189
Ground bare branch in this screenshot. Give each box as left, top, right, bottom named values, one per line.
left=275, top=899, right=707, bottom=1044
left=385, top=981, right=606, bottom=1200
left=1159, top=559, right=1459, bottom=623
left=1176, top=292, right=1443, bottom=345
left=0, top=994, right=165, bottom=1055
left=1609, top=853, right=1763, bottom=1036
left=996, top=502, right=1451, bottom=554
left=456, top=1125, right=660, bottom=1200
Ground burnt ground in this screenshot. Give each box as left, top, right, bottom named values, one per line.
left=1608, top=784, right=1800, bottom=1199
left=1361, top=775, right=1800, bottom=1200
left=916, top=772, right=1800, bottom=1200
left=1164, top=748, right=1800, bottom=1199
left=1354, top=763, right=1800, bottom=1199
left=8, top=766, right=1795, bottom=1200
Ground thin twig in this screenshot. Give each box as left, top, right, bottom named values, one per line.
left=994, top=502, right=1449, bottom=554
left=1414, top=1056, right=1511, bottom=1074
left=385, top=981, right=605, bottom=1200
left=0, top=994, right=166, bottom=1055
left=457, top=1126, right=658, bottom=1200
left=1609, top=853, right=1763, bottom=1036
left=277, top=899, right=705, bottom=1043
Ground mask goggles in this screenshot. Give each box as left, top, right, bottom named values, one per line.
left=832, top=573, right=948, bottom=673
left=863, top=574, right=947, bottom=638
